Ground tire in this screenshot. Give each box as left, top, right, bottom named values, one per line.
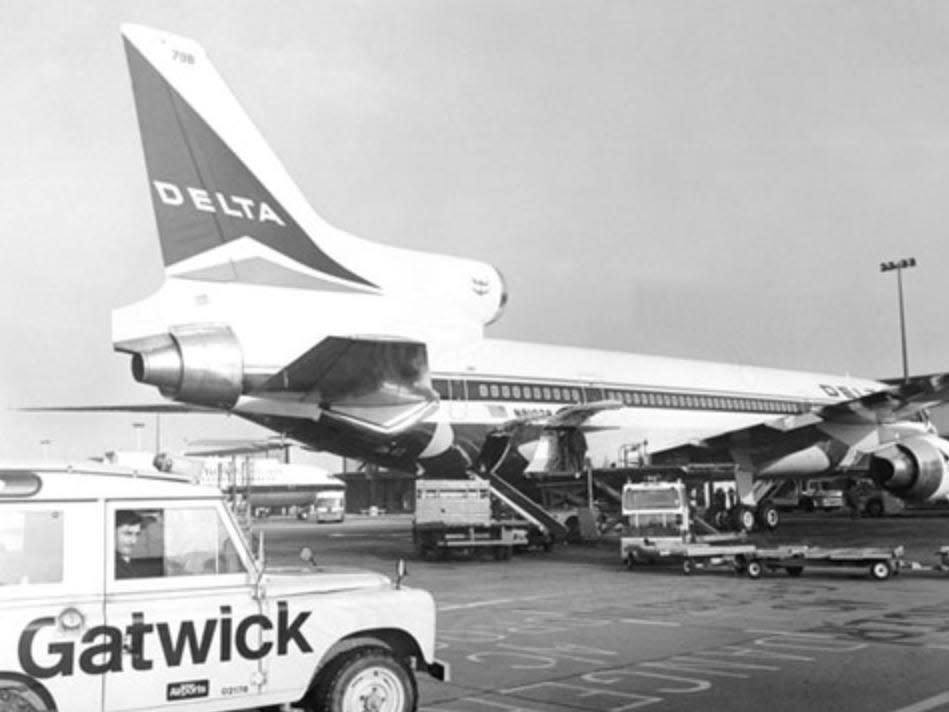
left=746, top=560, right=763, bottom=579
left=757, top=502, right=780, bottom=531
left=870, top=561, right=891, bottom=581
left=733, top=506, right=756, bottom=533
left=786, top=566, right=803, bottom=577
left=865, top=499, right=884, bottom=518
left=313, top=646, right=416, bottom=712
left=682, top=558, right=695, bottom=575
left=625, top=554, right=636, bottom=571
left=800, top=497, right=815, bottom=513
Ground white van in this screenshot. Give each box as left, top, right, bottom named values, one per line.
left=0, top=466, right=446, bottom=711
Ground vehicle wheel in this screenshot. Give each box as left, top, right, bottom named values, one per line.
left=313, top=646, right=416, bottom=712
left=682, top=558, right=695, bottom=575
left=746, top=560, right=763, bottom=579
left=786, top=566, right=803, bottom=577
left=866, top=499, right=884, bottom=518
left=757, top=502, right=780, bottom=531
left=870, top=561, right=891, bottom=581
left=800, top=497, right=815, bottom=513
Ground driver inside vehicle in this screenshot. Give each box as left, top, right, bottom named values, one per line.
left=114, top=510, right=162, bottom=578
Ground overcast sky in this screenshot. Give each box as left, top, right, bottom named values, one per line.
left=4, top=1, right=949, bottom=463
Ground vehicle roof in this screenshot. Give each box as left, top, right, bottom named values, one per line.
left=0, top=463, right=223, bottom=502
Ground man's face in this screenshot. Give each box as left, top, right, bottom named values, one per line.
left=116, top=523, right=142, bottom=558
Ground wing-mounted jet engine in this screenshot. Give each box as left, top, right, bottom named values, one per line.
left=869, top=434, right=949, bottom=502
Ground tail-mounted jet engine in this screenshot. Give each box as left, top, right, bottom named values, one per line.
left=126, top=324, right=243, bottom=409
left=869, top=435, right=949, bottom=502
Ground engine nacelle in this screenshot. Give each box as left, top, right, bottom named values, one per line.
left=868, top=435, right=949, bottom=502
left=129, top=324, right=243, bottom=409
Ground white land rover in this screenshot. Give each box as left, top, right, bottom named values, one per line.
left=0, top=466, right=446, bottom=712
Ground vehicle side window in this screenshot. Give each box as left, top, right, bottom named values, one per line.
left=163, top=507, right=245, bottom=576
left=0, top=509, right=64, bottom=585
left=114, top=507, right=245, bottom=579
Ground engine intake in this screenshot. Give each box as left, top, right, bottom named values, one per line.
left=868, top=435, right=949, bottom=502
left=130, top=324, right=243, bottom=409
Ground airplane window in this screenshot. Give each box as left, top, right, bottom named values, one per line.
left=0, top=509, right=64, bottom=585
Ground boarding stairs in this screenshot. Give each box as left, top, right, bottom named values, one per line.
left=485, top=472, right=570, bottom=541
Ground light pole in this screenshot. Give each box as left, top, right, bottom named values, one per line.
left=880, top=257, right=916, bottom=382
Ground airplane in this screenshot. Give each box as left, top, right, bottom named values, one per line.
left=82, top=24, right=949, bottom=531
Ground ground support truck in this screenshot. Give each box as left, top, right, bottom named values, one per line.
left=413, top=479, right=550, bottom=560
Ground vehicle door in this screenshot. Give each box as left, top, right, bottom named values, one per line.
left=0, top=494, right=104, bottom=712
left=103, top=500, right=265, bottom=712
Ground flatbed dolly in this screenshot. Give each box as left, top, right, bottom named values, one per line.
left=622, top=538, right=756, bottom=575
left=738, top=545, right=905, bottom=581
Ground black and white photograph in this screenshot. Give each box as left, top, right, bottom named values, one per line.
left=4, top=3, right=949, bottom=711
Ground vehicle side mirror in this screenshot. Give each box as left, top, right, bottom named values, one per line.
left=395, top=558, right=407, bottom=589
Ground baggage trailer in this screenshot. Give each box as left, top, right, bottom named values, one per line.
left=623, top=540, right=757, bottom=575
left=618, top=480, right=906, bottom=582
left=741, top=545, right=904, bottom=581
left=413, top=479, right=538, bottom=560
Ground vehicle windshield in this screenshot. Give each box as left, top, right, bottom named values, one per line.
left=623, top=488, right=682, bottom=511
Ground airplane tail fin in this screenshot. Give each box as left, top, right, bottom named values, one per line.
left=122, top=24, right=375, bottom=289
left=121, top=25, right=507, bottom=324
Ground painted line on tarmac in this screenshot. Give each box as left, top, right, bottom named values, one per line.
left=745, top=629, right=837, bottom=638
left=890, top=690, right=949, bottom=712
left=439, top=594, right=558, bottom=611
left=621, top=618, right=682, bottom=627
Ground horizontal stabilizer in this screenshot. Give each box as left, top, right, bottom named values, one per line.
left=21, top=403, right=216, bottom=414
left=255, top=336, right=438, bottom=434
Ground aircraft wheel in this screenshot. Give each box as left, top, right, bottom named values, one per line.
left=757, top=502, right=780, bottom=531
left=746, top=560, right=763, bottom=579
left=733, top=506, right=757, bottom=533
left=870, top=561, right=891, bottom=581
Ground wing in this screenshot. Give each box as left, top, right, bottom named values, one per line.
left=651, top=373, right=949, bottom=471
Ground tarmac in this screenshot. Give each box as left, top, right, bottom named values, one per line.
left=259, top=509, right=949, bottom=712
